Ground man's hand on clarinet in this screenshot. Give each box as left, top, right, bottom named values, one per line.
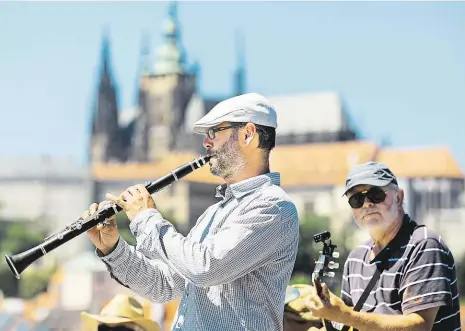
left=84, top=201, right=119, bottom=256
left=106, top=184, right=156, bottom=222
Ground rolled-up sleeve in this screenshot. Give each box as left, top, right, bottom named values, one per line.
left=130, top=200, right=298, bottom=288
left=96, top=236, right=185, bottom=303
left=400, top=238, right=455, bottom=314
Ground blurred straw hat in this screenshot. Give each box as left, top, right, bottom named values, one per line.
left=81, top=294, right=160, bottom=331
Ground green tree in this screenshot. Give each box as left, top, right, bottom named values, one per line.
left=0, top=222, right=46, bottom=254
left=19, top=265, right=56, bottom=299
left=0, top=220, right=51, bottom=297
left=293, top=213, right=332, bottom=276
left=292, top=213, right=350, bottom=293
left=289, top=272, right=312, bottom=285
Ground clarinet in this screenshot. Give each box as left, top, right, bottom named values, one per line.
left=5, top=154, right=212, bottom=279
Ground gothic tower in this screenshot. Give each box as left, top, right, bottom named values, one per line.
left=128, top=32, right=152, bottom=162
left=132, top=1, right=196, bottom=162
left=233, top=30, right=246, bottom=96
left=90, top=30, right=120, bottom=164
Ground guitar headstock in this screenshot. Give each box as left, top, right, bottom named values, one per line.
left=311, top=231, right=340, bottom=297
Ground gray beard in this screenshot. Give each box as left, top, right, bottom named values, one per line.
left=209, top=132, right=246, bottom=179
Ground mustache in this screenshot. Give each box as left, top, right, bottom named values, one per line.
left=361, top=208, right=379, bottom=218
left=207, top=148, right=223, bottom=157
left=207, top=150, right=217, bottom=157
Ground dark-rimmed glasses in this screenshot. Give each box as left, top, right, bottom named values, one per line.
left=206, top=124, right=245, bottom=140
left=206, top=123, right=269, bottom=140
left=348, top=187, right=389, bottom=209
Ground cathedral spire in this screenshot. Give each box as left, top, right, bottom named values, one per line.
left=100, top=26, right=112, bottom=82
left=90, top=28, right=120, bottom=163
left=134, top=31, right=151, bottom=105
left=153, top=1, right=186, bottom=75
left=233, top=29, right=246, bottom=96
left=140, top=31, right=151, bottom=75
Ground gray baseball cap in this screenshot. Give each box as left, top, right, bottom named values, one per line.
left=192, top=93, right=278, bottom=134
left=343, top=161, right=398, bottom=195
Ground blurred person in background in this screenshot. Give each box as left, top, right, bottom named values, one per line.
left=82, top=93, right=300, bottom=331
left=303, top=162, right=461, bottom=331
left=80, top=294, right=160, bottom=331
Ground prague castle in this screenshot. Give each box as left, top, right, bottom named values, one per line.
left=89, top=1, right=359, bottom=165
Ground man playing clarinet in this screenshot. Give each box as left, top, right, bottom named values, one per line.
left=82, top=93, right=300, bottom=331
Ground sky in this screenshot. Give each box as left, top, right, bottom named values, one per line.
left=1, top=1, right=465, bottom=170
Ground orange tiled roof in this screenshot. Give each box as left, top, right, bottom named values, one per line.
left=92, top=142, right=463, bottom=187
left=92, top=141, right=378, bottom=187
left=376, top=146, right=463, bottom=178
left=271, top=141, right=378, bottom=186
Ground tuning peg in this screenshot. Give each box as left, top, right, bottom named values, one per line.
left=329, top=261, right=339, bottom=269
left=324, top=272, right=335, bottom=278
left=332, top=252, right=340, bottom=258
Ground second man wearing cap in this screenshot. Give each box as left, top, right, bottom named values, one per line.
left=303, top=162, right=461, bottom=331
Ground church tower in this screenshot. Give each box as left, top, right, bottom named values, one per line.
left=233, top=30, right=246, bottom=96
left=90, top=30, right=120, bottom=164
left=128, top=32, right=152, bottom=162
left=133, top=1, right=196, bottom=162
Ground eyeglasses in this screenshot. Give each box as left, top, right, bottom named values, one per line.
left=206, top=124, right=244, bottom=140
left=347, top=187, right=388, bottom=209
left=206, top=123, right=270, bottom=140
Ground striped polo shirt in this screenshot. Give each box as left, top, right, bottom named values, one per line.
left=341, top=214, right=461, bottom=331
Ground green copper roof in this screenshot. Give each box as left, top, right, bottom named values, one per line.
left=154, top=1, right=186, bottom=75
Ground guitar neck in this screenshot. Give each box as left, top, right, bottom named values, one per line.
left=311, top=234, right=354, bottom=331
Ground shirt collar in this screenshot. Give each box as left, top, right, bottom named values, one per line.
left=370, top=214, right=417, bottom=264
left=215, top=172, right=281, bottom=200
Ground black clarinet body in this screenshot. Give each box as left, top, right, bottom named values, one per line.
left=5, top=154, right=212, bottom=279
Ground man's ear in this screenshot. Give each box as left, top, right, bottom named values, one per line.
left=244, top=123, right=256, bottom=146
left=397, top=188, right=405, bottom=206
left=245, top=133, right=254, bottom=146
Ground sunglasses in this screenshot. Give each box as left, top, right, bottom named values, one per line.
left=348, top=187, right=388, bottom=209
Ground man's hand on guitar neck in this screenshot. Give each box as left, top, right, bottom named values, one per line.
left=306, top=280, right=351, bottom=323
